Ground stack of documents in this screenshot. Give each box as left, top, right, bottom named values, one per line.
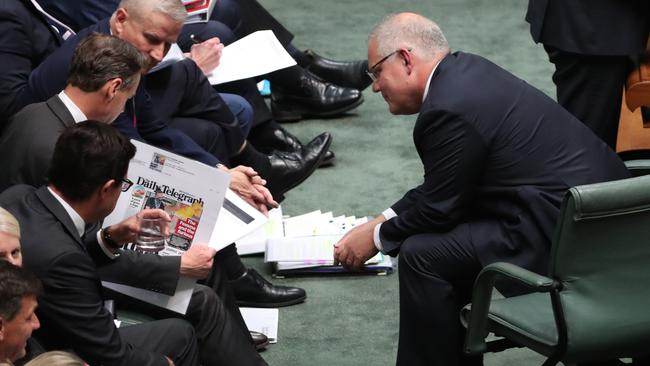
left=183, top=0, right=217, bottom=24
left=237, top=210, right=394, bottom=276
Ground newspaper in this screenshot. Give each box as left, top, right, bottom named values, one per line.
left=103, top=140, right=230, bottom=313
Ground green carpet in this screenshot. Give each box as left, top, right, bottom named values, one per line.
left=245, top=0, right=555, bottom=364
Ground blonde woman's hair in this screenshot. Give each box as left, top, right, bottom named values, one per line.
left=25, top=351, right=86, bottom=366
left=0, top=207, right=19, bottom=239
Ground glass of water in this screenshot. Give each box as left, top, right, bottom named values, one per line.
left=135, top=217, right=167, bottom=254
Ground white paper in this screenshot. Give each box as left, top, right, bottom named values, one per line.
left=209, top=189, right=268, bottom=250
left=265, top=235, right=343, bottom=263
left=102, top=140, right=230, bottom=314
left=207, top=30, right=296, bottom=85
left=236, top=207, right=283, bottom=255
left=239, top=307, right=279, bottom=343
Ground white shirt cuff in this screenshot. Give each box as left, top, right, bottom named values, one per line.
left=96, top=230, right=120, bottom=259
left=373, top=222, right=385, bottom=253
left=382, top=208, right=397, bottom=220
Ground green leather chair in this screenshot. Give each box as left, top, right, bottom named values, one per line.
left=460, top=173, right=650, bottom=365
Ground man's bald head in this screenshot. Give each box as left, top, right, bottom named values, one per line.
left=117, top=0, right=187, bottom=24
left=369, top=12, right=449, bottom=61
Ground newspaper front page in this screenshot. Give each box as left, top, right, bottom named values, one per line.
left=102, top=140, right=230, bottom=314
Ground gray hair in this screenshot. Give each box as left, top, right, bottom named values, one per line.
left=25, top=351, right=85, bottom=366
left=0, top=207, right=19, bottom=239
left=369, top=13, right=449, bottom=60
left=118, top=0, right=187, bottom=24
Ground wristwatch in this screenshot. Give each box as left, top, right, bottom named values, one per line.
left=101, top=226, right=121, bottom=249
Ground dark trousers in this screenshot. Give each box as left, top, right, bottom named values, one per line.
left=396, top=223, right=484, bottom=366
left=146, top=59, right=248, bottom=158
left=112, top=260, right=266, bottom=366
left=544, top=46, right=630, bottom=149
left=119, top=318, right=201, bottom=366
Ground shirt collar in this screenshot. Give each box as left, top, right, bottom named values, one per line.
left=47, top=186, right=86, bottom=237
left=422, top=61, right=440, bottom=102
left=58, top=90, right=88, bottom=123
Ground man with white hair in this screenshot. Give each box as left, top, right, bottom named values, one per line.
left=334, top=12, right=629, bottom=365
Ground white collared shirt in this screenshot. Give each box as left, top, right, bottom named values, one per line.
left=58, top=90, right=88, bottom=123
left=47, top=187, right=119, bottom=259
left=372, top=61, right=441, bottom=253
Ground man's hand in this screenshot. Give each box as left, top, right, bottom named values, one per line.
left=333, top=216, right=385, bottom=270
left=107, top=209, right=171, bottom=245
left=186, top=37, right=224, bottom=75
left=228, top=165, right=279, bottom=216
left=180, top=243, right=216, bottom=279
left=165, top=356, right=175, bottom=366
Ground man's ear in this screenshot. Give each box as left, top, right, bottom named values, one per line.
left=113, top=8, right=129, bottom=34
left=105, top=79, right=124, bottom=101
left=401, top=48, right=414, bottom=75
left=100, top=180, right=118, bottom=197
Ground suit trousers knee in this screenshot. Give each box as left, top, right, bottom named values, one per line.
left=544, top=46, right=630, bottom=149
left=119, top=318, right=200, bottom=366
left=396, top=224, right=483, bottom=366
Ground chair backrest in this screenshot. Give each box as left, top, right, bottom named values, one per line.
left=549, top=174, right=650, bottom=362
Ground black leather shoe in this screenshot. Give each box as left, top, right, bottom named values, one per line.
left=232, top=269, right=307, bottom=307
left=304, top=49, right=373, bottom=90
left=271, top=72, right=364, bottom=122
left=265, top=132, right=332, bottom=197
left=251, top=126, right=334, bottom=168
left=250, top=331, right=269, bottom=351
left=320, top=150, right=335, bottom=167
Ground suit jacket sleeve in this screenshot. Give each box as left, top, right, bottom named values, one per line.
left=380, top=109, right=487, bottom=255
left=39, top=251, right=168, bottom=366
left=113, top=84, right=221, bottom=167
left=83, top=225, right=182, bottom=295
left=0, top=3, right=57, bottom=118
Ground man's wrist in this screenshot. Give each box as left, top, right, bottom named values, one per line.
left=101, top=226, right=121, bottom=249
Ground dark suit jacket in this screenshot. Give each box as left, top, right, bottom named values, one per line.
left=379, top=52, right=630, bottom=274
left=526, top=0, right=650, bottom=55
left=0, top=95, right=73, bottom=192
left=0, top=185, right=181, bottom=366
left=0, top=0, right=61, bottom=126
left=4, top=13, right=224, bottom=166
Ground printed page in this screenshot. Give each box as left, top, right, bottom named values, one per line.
left=209, top=189, right=268, bottom=251
left=239, top=307, right=279, bottom=343
left=207, top=30, right=296, bottom=85
left=103, top=140, right=230, bottom=314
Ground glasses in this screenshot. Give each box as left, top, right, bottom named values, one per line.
left=120, top=178, right=134, bottom=192
left=366, top=48, right=412, bottom=82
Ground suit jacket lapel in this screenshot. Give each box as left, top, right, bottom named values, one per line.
left=46, top=95, right=77, bottom=127
left=34, top=186, right=86, bottom=249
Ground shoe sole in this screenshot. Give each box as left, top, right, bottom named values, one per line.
left=318, top=154, right=336, bottom=168
left=256, top=339, right=270, bottom=351
left=273, top=136, right=332, bottom=197
left=236, top=294, right=307, bottom=308
left=272, top=95, right=365, bottom=123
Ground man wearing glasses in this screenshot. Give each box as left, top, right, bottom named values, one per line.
left=334, top=12, right=629, bottom=366
left=0, top=121, right=268, bottom=365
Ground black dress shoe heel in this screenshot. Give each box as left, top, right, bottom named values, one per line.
left=232, top=269, right=307, bottom=308
left=250, top=331, right=269, bottom=351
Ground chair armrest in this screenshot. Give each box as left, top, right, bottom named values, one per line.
left=624, top=159, right=650, bottom=177
left=463, top=262, right=559, bottom=355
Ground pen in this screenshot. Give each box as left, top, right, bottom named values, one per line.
left=190, top=34, right=204, bottom=44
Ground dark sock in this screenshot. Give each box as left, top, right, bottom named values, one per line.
left=230, top=142, right=272, bottom=178
left=215, top=244, right=247, bottom=281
